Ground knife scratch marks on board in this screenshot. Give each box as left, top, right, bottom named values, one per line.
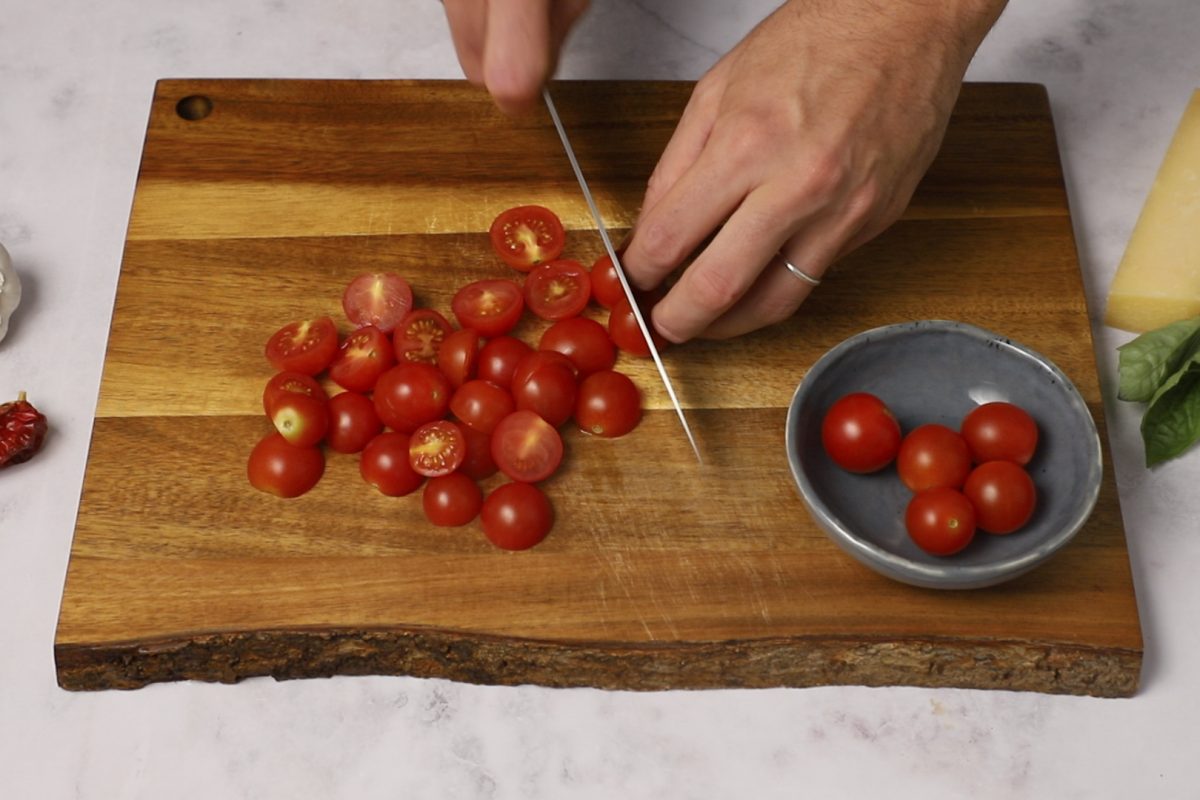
left=599, top=549, right=656, bottom=641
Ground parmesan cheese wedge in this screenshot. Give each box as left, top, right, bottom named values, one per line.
left=1105, top=90, right=1200, bottom=332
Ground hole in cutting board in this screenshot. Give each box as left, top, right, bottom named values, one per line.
left=176, top=95, right=213, bottom=121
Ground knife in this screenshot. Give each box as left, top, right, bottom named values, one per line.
left=542, top=87, right=703, bottom=464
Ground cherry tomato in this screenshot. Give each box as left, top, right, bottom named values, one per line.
left=513, top=363, right=577, bottom=428
left=896, top=423, right=972, bottom=492
left=409, top=420, right=467, bottom=477
left=524, top=259, right=591, bottom=321
left=477, top=335, right=533, bottom=389
left=575, top=370, right=641, bottom=437
left=607, top=295, right=669, bottom=358
left=963, top=460, right=1037, bottom=534
left=422, top=472, right=484, bottom=527
left=437, top=327, right=480, bottom=388
left=820, top=393, right=901, bottom=474
left=489, top=205, right=566, bottom=272
left=269, top=392, right=329, bottom=447
left=326, top=391, right=383, bottom=454
left=328, top=325, right=395, bottom=393
left=360, top=431, right=425, bottom=496
left=459, top=424, right=499, bottom=480
left=393, top=308, right=453, bottom=364
left=341, top=272, right=413, bottom=333
left=451, top=279, right=525, bottom=337
left=450, top=379, right=515, bottom=434
left=480, top=482, right=554, bottom=550
left=590, top=253, right=627, bottom=309
left=263, top=371, right=327, bottom=416
left=961, top=402, right=1039, bottom=466
left=539, top=316, right=615, bottom=376
left=265, top=317, right=338, bottom=376
left=905, top=487, right=977, bottom=556
left=491, top=410, right=564, bottom=483
left=511, top=350, right=576, bottom=390
left=373, top=362, right=452, bottom=433
left=0, top=392, right=47, bottom=469
left=248, top=433, right=324, bottom=498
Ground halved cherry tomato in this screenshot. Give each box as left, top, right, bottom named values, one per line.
left=326, top=391, right=383, bottom=454
left=607, top=295, right=669, bottom=358
left=481, top=482, right=554, bottom=550
left=539, top=317, right=615, bottom=376
left=491, top=410, right=564, bottom=483
left=963, top=460, right=1037, bottom=534
left=269, top=392, right=329, bottom=447
left=961, top=402, right=1039, bottom=466
left=897, top=424, right=972, bottom=492
left=821, top=393, right=901, bottom=474
left=478, top=336, right=534, bottom=389
left=328, top=325, right=395, bottom=393
left=905, top=487, right=976, bottom=556
left=422, top=472, right=483, bottom=527
left=459, top=424, right=499, bottom=480
left=360, top=431, right=425, bottom=496
left=451, top=279, right=525, bottom=337
left=265, top=317, right=339, bottom=376
left=511, top=350, right=576, bottom=390
left=524, top=259, right=591, bottom=321
left=263, top=371, right=327, bottom=416
left=248, top=433, right=324, bottom=498
left=394, top=308, right=453, bottom=364
left=437, top=327, right=480, bottom=388
left=409, top=420, right=467, bottom=477
left=450, top=379, right=515, bottom=434
left=489, top=205, right=566, bottom=272
left=342, top=273, right=413, bottom=333
left=575, top=370, right=641, bottom=437
left=373, top=362, right=452, bottom=433
left=590, top=253, right=628, bottom=309
left=514, top=364, right=577, bottom=427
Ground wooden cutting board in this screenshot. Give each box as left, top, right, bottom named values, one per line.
left=55, top=80, right=1143, bottom=696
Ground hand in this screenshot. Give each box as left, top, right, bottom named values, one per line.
left=442, top=0, right=590, bottom=115
left=621, top=0, right=1007, bottom=342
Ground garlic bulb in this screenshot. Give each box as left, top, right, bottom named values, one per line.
left=0, top=243, right=20, bottom=343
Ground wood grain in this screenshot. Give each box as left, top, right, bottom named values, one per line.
left=56, top=80, right=1142, bottom=696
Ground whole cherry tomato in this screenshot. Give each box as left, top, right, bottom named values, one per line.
left=539, top=317, right=615, bottom=376
left=961, top=402, right=1039, bottom=466
left=896, top=424, right=972, bottom=492
left=480, top=481, right=554, bottom=550
left=820, top=393, right=901, bottom=474
left=326, top=391, right=382, bottom=454
left=422, top=472, right=484, bottom=527
left=360, top=431, right=424, bottom=496
left=477, top=335, right=533, bottom=389
left=905, top=487, right=976, bottom=556
left=575, top=370, right=641, bottom=438
left=963, top=460, right=1037, bottom=534
left=450, top=380, right=515, bottom=435
left=247, top=433, right=324, bottom=498
left=373, top=362, right=451, bottom=433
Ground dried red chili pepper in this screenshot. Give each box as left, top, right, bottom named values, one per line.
left=0, top=391, right=47, bottom=468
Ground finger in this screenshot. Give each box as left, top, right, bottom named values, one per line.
left=550, top=0, right=590, bottom=52
left=638, top=68, right=725, bottom=217
left=483, top=0, right=554, bottom=115
left=442, top=0, right=488, bottom=85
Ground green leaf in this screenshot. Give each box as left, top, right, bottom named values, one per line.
left=1141, top=358, right=1200, bottom=466
left=1118, top=316, right=1200, bottom=402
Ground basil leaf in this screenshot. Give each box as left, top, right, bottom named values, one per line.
left=1142, top=358, right=1200, bottom=466
left=1118, top=316, right=1200, bottom=402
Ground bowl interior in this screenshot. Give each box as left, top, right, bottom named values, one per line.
left=787, top=321, right=1101, bottom=588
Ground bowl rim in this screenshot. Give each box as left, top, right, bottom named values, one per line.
left=785, top=319, right=1104, bottom=588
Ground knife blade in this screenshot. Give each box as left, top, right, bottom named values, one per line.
left=542, top=87, right=702, bottom=464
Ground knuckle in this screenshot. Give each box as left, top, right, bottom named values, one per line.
left=799, top=150, right=849, bottom=204
left=845, top=179, right=882, bottom=225
left=632, top=218, right=683, bottom=270
left=688, top=266, right=743, bottom=314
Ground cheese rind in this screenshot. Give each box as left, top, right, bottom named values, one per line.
left=1105, top=90, right=1200, bottom=332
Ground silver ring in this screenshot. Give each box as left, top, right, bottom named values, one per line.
left=779, top=254, right=821, bottom=287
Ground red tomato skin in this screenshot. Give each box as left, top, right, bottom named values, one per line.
left=459, top=424, right=499, bottom=481
left=263, top=372, right=327, bottom=416
left=422, top=472, right=484, bottom=527
left=539, top=317, right=616, bottom=376
left=360, top=431, right=425, bottom=497
left=607, top=295, right=669, bottom=358
left=481, top=482, right=554, bottom=550
left=511, top=350, right=576, bottom=390
left=408, top=420, right=467, bottom=477
left=963, top=461, right=1037, bottom=534
left=450, top=380, right=515, bottom=435
left=896, top=424, right=973, bottom=492
left=373, top=362, right=452, bottom=433
left=269, top=393, right=330, bottom=448
left=575, top=370, right=641, bottom=438
left=820, top=393, right=901, bottom=474
left=326, top=391, right=383, bottom=454
left=961, top=402, right=1039, bottom=466
left=513, top=365, right=577, bottom=428
left=328, top=325, right=396, bottom=394
left=477, top=336, right=534, bottom=390
left=393, top=308, right=453, bottom=364
left=265, top=317, right=339, bottom=376
left=489, top=205, right=566, bottom=272
left=491, top=410, right=564, bottom=483
left=590, top=253, right=627, bottom=309
left=341, top=273, right=414, bottom=333
left=248, top=433, right=324, bottom=498
left=905, top=487, right=977, bottom=556
left=524, top=259, right=592, bottom=321
left=437, top=327, right=480, bottom=388
left=451, top=279, right=525, bottom=337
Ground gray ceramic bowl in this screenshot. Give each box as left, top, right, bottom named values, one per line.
left=786, top=320, right=1102, bottom=590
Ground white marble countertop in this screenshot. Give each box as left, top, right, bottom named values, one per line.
left=2, top=1, right=1198, bottom=796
